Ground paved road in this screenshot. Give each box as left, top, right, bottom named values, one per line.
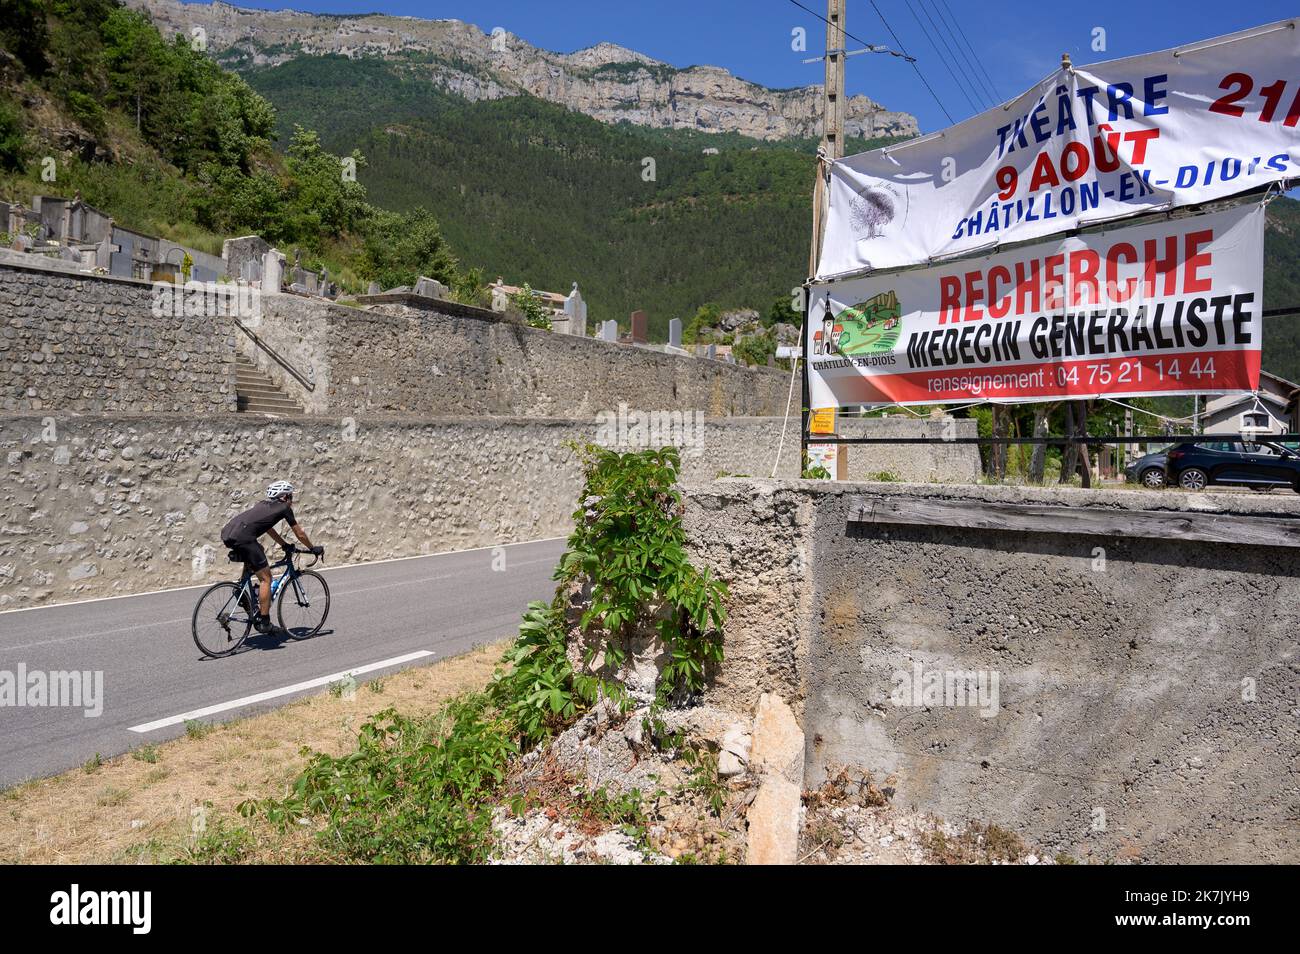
left=0, top=538, right=567, bottom=788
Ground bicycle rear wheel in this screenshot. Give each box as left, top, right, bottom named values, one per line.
left=192, top=582, right=252, bottom=658
left=277, top=569, right=330, bottom=639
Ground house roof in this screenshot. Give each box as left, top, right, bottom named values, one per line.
left=489, top=278, right=568, bottom=304
left=1203, top=369, right=1300, bottom=415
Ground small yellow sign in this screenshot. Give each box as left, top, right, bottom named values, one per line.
left=810, top=407, right=836, bottom=434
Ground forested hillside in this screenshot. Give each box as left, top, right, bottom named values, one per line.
left=242, top=54, right=894, bottom=337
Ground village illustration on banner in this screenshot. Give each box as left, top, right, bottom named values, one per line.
left=813, top=291, right=902, bottom=357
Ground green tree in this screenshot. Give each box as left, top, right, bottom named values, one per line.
left=732, top=328, right=776, bottom=367
left=359, top=206, right=460, bottom=291
left=511, top=283, right=551, bottom=329
left=683, top=303, right=719, bottom=345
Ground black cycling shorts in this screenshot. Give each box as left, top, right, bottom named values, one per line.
left=224, top=539, right=269, bottom=572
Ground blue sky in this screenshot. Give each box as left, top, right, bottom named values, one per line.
left=185, top=0, right=1297, bottom=134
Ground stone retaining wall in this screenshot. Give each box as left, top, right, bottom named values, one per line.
left=0, top=257, right=235, bottom=414
left=0, top=413, right=978, bottom=609
left=252, top=293, right=794, bottom=418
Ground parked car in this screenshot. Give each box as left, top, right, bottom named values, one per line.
left=1124, top=448, right=1169, bottom=488
left=1164, top=440, right=1300, bottom=492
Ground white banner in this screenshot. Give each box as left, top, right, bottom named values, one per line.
left=816, top=19, right=1300, bottom=280
left=808, top=203, right=1263, bottom=408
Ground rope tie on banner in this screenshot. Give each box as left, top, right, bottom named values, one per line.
left=1260, top=177, right=1295, bottom=206
left=771, top=353, right=800, bottom=479
left=1102, top=396, right=1195, bottom=424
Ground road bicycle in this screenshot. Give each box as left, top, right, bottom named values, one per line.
left=191, top=545, right=330, bottom=658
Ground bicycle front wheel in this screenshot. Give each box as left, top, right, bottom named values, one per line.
left=277, top=569, right=330, bottom=639
left=192, top=582, right=252, bottom=658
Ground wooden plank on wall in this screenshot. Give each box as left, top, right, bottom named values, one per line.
left=847, top=495, right=1300, bottom=549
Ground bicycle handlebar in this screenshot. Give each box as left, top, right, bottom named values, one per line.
left=281, top=544, right=324, bottom=568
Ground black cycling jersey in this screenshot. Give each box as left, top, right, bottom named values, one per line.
left=221, top=498, right=297, bottom=545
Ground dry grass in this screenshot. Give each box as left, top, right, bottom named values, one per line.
left=921, top=821, right=1030, bottom=864
left=0, top=642, right=507, bottom=865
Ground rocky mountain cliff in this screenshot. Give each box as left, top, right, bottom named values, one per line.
left=127, top=0, right=920, bottom=142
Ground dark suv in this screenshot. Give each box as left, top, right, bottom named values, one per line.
left=1164, top=440, right=1300, bottom=492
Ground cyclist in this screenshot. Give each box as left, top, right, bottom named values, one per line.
left=220, top=480, right=323, bottom=634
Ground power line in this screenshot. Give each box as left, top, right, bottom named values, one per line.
left=903, top=0, right=985, bottom=115
left=934, top=0, right=1004, bottom=104
left=864, top=0, right=956, bottom=125
left=784, top=0, right=914, bottom=60
left=921, top=0, right=997, bottom=108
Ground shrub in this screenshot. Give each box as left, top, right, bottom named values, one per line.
left=252, top=698, right=515, bottom=865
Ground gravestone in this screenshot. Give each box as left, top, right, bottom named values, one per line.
left=563, top=282, right=587, bottom=337
left=668, top=318, right=682, bottom=349
left=222, top=235, right=271, bottom=280
left=630, top=310, right=647, bottom=344
left=367, top=281, right=380, bottom=296
left=600, top=320, right=619, bottom=342
left=706, top=344, right=717, bottom=360
left=263, top=248, right=285, bottom=293
left=414, top=275, right=449, bottom=299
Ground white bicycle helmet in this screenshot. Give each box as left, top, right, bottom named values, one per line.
left=266, top=480, right=294, bottom=500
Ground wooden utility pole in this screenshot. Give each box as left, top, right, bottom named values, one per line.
left=822, top=0, right=847, bottom=161
left=804, top=0, right=848, bottom=471
left=808, top=0, right=847, bottom=277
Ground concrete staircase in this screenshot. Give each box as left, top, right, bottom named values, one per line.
left=235, top=352, right=304, bottom=416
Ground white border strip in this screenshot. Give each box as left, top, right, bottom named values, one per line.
left=127, top=650, right=434, bottom=733
left=0, top=535, right=568, bottom=617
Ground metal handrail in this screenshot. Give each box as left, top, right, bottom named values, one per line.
left=233, top=319, right=315, bottom=392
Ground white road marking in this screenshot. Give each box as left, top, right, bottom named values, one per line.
left=127, top=650, right=435, bottom=733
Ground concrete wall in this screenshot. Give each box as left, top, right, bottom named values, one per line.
left=832, top=417, right=981, bottom=483
left=684, top=479, right=1300, bottom=863
left=0, top=258, right=236, bottom=414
